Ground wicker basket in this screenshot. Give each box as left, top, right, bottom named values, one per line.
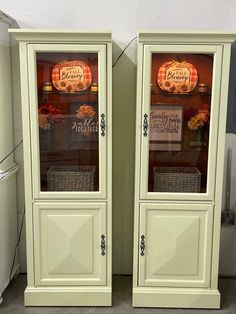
left=154, top=166, right=201, bottom=193
left=47, top=165, right=95, bottom=191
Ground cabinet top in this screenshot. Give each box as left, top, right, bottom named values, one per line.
left=139, top=31, right=236, bottom=44
left=9, top=29, right=112, bottom=43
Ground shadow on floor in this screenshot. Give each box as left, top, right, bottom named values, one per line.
left=0, top=275, right=236, bottom=313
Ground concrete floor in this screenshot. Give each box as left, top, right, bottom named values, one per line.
left=0, top=275, right=236, bottom=314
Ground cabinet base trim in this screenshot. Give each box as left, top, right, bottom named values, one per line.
left=133, top=288, right=220, bottom=308
left=25, top=286, right=112, bottom=306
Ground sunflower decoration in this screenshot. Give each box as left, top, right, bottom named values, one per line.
left=187, top=105, right=210, bottom=131
left=76, top=105, right=96, bottom=119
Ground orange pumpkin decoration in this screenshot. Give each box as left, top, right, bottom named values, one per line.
left=157, top=60, right=198, bottom=94
left=52, top=60, right=92, bottom=93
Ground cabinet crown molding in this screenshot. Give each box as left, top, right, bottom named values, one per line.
left=9, top=29, right=112, bottom=43
left=139, top=31, right=236, bottom=44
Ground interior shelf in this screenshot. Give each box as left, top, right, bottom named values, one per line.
left=39, top=90, right=98, bottom=103
left=151, top=91, right=211, bottom=97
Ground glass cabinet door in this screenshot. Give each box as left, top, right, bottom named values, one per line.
left=140, top=45, right=223, bottom=200
left=28, top=44, right=107, bottom=199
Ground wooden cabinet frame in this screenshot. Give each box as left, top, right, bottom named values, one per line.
left=132, top=31, right=236, bottom=309
left=10, top=29, right=112, bottom=307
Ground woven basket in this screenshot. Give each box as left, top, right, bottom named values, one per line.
left=154, top=166, right=201, bottom=193
left=47, top=165, right=95, bottom=191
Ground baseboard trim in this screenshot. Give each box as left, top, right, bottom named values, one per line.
left=133, top=287, right=221, bottom=308
left=25, top=286, right=112, bottom=306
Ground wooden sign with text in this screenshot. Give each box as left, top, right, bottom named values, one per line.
left=150, top=104, right=183, bottom=142
left=157, top=60, right=198, bottom=94
left=52, top=60, right=92, bottom=93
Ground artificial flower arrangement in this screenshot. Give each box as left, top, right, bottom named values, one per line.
left=76, top=105, right=96, bottom=119
left=38, top=103, right=64, bottom=130
left=187, top=104, right=210, bottom=131
left=73, top=105, right=98, bottom=137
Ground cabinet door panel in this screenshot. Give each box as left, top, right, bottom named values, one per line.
left=27, top=44, right=107, bottom=199
left=139, top=203, right=213, bottom=288
left=139, top=44, right=223, bottom=201
left=33, top=203, right=106, bottom=286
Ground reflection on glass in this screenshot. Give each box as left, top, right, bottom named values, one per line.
left=149, top=53, right=213, bottom=193
left=36, top=52, right=99, bottom=192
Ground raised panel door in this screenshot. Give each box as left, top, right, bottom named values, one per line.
left=138, top=203, right=213, bottom=288
left=33, top=203, right=106, bottom=286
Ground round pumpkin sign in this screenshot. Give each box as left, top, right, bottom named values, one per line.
left=157, top=60, right=198, bottom=94
left=52, top=60, right=92, bottom=93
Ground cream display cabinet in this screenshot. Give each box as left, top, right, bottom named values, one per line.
left=132, top=32, right=236, bottom=308
left=10, top=30, right=112, bottom=306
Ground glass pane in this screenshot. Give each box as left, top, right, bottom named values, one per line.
left=149, top=53, right=213, bottom=193
left=37, top=52, right=99, bottom=192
